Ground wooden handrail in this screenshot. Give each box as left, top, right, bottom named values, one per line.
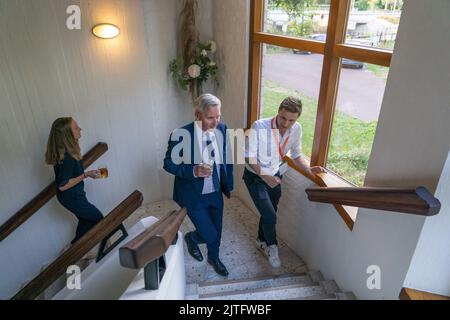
left=284, top=156, right=441, bottom=228
left=400, top=287, right=450, bottom=300
left=119, top=208, right=187, bottom=269
left=12, top=190, right=143, bottom=300
left=0, top=142, right=108, bottom=242
left=305, top=187, right=441, bottom=216
left=284, top=156, right=322, bottom=185
left=284, top=156, right=358, bottom=230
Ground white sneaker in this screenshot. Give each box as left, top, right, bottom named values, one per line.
left=266, top=245, right=281, bottom=268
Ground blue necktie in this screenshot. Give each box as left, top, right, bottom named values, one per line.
left=206, top=138, right=220, bottom=192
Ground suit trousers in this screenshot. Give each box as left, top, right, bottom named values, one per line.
left=187, top=190, right=224, bottom=261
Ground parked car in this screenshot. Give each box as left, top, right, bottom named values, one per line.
left=292, top=48, right=312, bottom=54
left=291, top=33, right=364, bottom=69
left=342, top=58, right=364, bottom=69
left=309, top=33, right=326, bottom=41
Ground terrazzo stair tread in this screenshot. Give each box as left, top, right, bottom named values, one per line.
left=185, top=283, right=199, bottom=299
left=198, top=282, right=325, bottom=300
left=287, top=293, right=338, bottom=300
left=308, top=270, right=325, bottom=283
left=292, top=265, right=309, bottom=274
left=335, top=292, right=357, bottom=300
left=195, top=273, right=312, bottom=295
left=320, top=280, right=341, bottom=295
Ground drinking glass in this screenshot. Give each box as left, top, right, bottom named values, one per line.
left=98, top=165, right=108, bottom=179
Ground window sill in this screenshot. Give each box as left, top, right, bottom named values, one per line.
left=285, top=156, right=358, bottom=231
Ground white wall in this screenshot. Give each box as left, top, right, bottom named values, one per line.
left=212, top=0, right=253, bottom=209
left=212, top=0, right=249, bottom=129
left=404, top=151, right=450, bottom=296
left=276, top=0, right=450, bottom=299
left=0, top=0, right=191, bottom=299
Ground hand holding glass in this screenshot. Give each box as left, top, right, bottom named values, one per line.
left=196, top=162, right=212, bottom=178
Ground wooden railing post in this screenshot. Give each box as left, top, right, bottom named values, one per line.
left=119, top=208, right=187, bottom=291
left=119, top=208, right=187, bottom=269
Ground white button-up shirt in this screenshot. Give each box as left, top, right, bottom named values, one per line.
left=245, top=117, right=302, bottom=176
left=194, top=124, right=221, bottom=194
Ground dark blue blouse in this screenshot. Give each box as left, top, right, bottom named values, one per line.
left=53, top=153, right=84, bottom=195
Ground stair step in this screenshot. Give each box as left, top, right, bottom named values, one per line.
left=320, top=280, right=341, bottom=295
left=199, top=282, right=325, bottom=300
left=194, top=273, right=312, bottom=296
left=308, top=270, right=325, bottom=282
left=287, top=293, right=338, bottom=300
left=185, top=283, right=199, bottom=299
left=335, top=292, right=357, bottom=300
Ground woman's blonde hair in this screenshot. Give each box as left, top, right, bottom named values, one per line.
left=45, top=117, right=81, bottom=165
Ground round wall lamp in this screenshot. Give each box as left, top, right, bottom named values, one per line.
left=92, top=23, right=120, bottom=39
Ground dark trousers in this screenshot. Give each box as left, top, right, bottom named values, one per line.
left=243, top=168, right=282, bottom=246
left=57, top=192, right=103, bottom=244
left=187, top=191, right=224, bottom=261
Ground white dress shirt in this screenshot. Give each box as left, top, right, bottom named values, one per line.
left=194, top=124, right=221, bottom=194
left=245, top=117, right=302, bottom=176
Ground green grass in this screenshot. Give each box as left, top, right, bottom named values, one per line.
left=261, top=79, right=377, bottom=186
left=365, top=64, right=389, bottom=81
left=266, top=45, right=291, bottom=54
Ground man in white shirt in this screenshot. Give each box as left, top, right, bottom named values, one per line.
left=244, top=96, right=325, bottom=268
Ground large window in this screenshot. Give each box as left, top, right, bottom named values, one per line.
left=249, top=0, right=402, bottom=225
left=264, top=0, right=330, bottom=40
left=346, top=0, right=403, bottom=50
left=260, top=44, right=323, bottom=158
left=328, top=62, right=389, bottom=186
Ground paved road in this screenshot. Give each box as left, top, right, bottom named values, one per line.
left=263, top=52, right=386, bottom=122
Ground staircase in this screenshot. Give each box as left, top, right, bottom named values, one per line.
left=185, top=270, right=356, bottom=300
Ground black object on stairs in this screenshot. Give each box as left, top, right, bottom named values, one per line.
left=96, top=224, right=128, bottom=263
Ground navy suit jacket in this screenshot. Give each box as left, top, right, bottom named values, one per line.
left=163, top=122, right=234, bottom=209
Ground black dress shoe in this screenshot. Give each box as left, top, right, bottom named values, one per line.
left=184, top=232, right=203, bottom=262
left=207, top=258, right=229, bottom=277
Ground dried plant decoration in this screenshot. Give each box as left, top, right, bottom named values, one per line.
left=180, top=0, right=199, bottom=70
left=170, top=0, right=218, bottom=102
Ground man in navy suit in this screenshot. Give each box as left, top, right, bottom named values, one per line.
left=163, top=93, right=233, bottom=276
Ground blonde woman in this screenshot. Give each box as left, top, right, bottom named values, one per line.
left=45, top=117, right=103, bottom=246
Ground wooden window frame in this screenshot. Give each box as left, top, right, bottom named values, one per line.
left=248, top=0, right=394, bottom=229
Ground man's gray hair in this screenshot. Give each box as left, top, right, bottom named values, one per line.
left=195, top=93, right=221, bottom=113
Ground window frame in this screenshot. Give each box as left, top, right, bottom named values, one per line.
left=248, top=0, right=396, bottom=229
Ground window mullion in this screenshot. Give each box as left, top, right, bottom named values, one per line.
left=311, top=0, right=351, bottom=167
left=247, top=0, right=264, bottom=128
